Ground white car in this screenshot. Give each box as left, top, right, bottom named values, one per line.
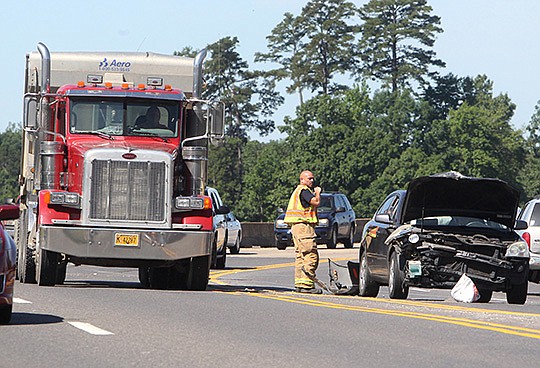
left=206, top=187, right=229, bottom=269
left=225, top=212, right=242, bottom=254
left=515, top=198, right=540, bottom=283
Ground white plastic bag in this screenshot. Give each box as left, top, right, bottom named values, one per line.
left=451, top=274, right=480, bottom=303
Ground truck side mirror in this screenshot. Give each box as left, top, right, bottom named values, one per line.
left=24, top=96, right=38, bottom=129
left=209, top=101, right=225, bottom=144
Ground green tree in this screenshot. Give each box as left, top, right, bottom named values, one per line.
left=0, top=123, right=22, bottom=202
left=425, top=76, right=525, bottom=187
left=207, top=137, right=244, bottom=209
left=358, top=0, right=445, bottom=92
left=255, top=12, right=308, bottom=105
left=256, top=0, right=359, bottom=101
left=517, top=101, right=540, bottom=199
left=280, top=86, right=423, bottom=217
left=237, top=140, right=294, bottom=221
left=204, top=36, right=283, bottom=138
left=298, top=0, right=359, bottom=95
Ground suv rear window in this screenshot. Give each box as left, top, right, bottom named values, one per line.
left=319, top=196, right=334, bottom=212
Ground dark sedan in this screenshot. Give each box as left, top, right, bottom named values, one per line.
left=358, top=172, right=530, bottom=304
left=0, top=204, right=20, bottom=324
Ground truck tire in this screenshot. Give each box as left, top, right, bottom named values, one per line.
left=18, top=244, right=36, bottom=284
left=138, top=267, right=150, bottom=288
left=358, top=250, right=379, bottom=297
left=186, top=255, right=211, bottom=291
left=0, top=305, right=12, bottom=325
left=16, top=210, right=36, bottom=284
left=148, top=267, right=170, bottom=290
left=37, top=248, right=59, bottom=286
left=506, top=280, right=528, bottom=304
left=56, top=261, right=67, bottom=285
left=388, top=252, right=408, bottom=299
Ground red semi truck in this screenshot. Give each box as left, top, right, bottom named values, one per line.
left=16, top=42, right=224, bottom=290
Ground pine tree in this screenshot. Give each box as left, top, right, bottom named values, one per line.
left=358, top=0, right=445, bottom=92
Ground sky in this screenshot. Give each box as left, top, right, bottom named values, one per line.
left=1, top=0, right=540, bottom=142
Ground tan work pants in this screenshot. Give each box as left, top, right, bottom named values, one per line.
left=291, top=222, right=319, bottom=289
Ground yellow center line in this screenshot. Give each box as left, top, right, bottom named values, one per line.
left=211, top=257, right=540, bottom=339
left=250, top=293, right=540, bottom=339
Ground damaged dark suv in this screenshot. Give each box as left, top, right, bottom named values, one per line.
left=358, top=172, right=530, bottom=304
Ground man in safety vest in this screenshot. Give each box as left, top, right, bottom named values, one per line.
left=284, top=170, right=322, bottom=293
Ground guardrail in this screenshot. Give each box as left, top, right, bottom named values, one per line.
left=240, top=219, right=369, bottom=248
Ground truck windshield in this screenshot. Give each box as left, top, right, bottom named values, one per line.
left=69, top=97, right=180, bottom=138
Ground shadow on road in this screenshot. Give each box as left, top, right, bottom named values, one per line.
left=8, top=312, right=63, bottom=326
left=61, top=280, right=143, bottom=289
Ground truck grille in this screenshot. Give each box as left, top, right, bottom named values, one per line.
left=89, top=160, right=166, bottom=222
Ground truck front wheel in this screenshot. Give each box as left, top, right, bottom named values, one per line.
left=36, top=248, right=59, bottom=286
left=187, top=255, right=211, bottom=291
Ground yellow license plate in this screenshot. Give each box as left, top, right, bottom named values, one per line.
left=114, top=233, right=139, bottom=247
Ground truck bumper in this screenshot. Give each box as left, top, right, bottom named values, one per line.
left=39, top=225, right=213, bottom=262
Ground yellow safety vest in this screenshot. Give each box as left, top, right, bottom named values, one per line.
left=284, top=185, right=318, bottom=224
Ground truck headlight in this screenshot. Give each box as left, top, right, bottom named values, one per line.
left=175, top=196, right=211, bottom=210
left=45, top=191, right=81, bottom=208
left=505, top=241, right=530, bottom=258
left=275, top=219, right=289, bottom=229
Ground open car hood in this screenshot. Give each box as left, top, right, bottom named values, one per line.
left=401, top=171, right=520, bottom=228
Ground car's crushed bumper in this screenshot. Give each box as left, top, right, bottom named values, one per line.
left=391, top=229, right=529, bottom=292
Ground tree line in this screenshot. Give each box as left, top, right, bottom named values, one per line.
left=2, top=0, right=540, bottom=222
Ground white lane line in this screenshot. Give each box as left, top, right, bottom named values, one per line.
left=13, top=297, right=32, bottom=304
left=68, top=321, right=114, bottom=335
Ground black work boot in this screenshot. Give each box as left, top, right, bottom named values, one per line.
left=294, top=287, right=322, bottom=294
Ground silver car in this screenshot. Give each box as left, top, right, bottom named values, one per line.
left=225, top=212, right=242, bottom=254
left=515, top=198, right=540, bottom=283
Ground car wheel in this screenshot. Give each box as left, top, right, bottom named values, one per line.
left=215, top=244, right=227, bottom=269
left=506, top=281, right=528, bottom=304
left=388, top=252, right=408, bottom=299
left=358, top=249, right=379, bottom=297
left=230, top=236, right=241, bottom=254
left=327, top=226, right=337, bottom=249
left=343, top=225, right=355, bottom=248
left=276, top=239, right=287, bottom=250
left=0, top=305, right=12, bottom=325
left=476, top=289, right=493, bottom=303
